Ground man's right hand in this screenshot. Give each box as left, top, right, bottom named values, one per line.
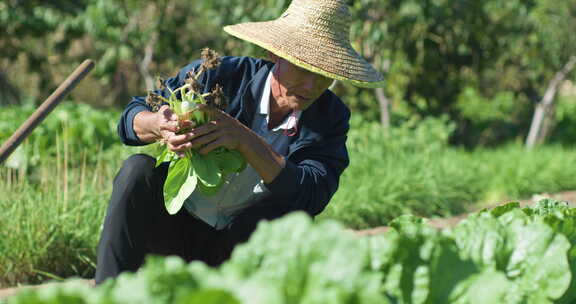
left=134, top=105, right=179, bottom=145
left=157, top=105, right=198, bottom=154
left=156, top=105, right=179, bottom=143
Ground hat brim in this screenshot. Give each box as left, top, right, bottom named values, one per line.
left=224, top=22, right=385, bottom=88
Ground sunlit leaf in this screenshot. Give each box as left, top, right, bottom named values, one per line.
left=164, top=158, right=197, bottom=214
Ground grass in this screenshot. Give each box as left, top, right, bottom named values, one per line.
left=0, top=140, right=136, bottom=287
left=321, top=143, right=576, bottom=228
left=319, top=118, right=576, bottom=228
left=475, top=144, right=576, bottom=201
left=3, top=107, right=576, bottom=287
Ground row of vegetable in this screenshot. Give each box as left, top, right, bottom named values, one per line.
left=8, top=198, right=576, bottom=303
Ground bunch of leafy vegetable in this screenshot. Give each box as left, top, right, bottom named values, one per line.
left=146, top=48, right=246, bottom=215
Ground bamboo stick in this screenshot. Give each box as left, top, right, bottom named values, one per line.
left=0, top=59, right=94, bottom=164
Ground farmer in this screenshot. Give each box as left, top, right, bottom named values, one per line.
left=95, top=0, right=384, bottom=284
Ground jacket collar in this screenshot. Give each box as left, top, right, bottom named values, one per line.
left=238, top=61, right=274, bottom=126
left=238, top=60, right=331, bottom=155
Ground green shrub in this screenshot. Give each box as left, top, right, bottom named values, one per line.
left=0, top=102, right=121, bottom=168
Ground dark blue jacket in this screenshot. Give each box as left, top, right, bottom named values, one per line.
left=118, top=56, right=350, bottom=216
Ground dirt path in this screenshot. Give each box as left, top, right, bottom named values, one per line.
left=0, top=279, right=94, bottom=300
left=354, top=191, right=576, bottom=236
left=2, top=191, right=576, bottom=300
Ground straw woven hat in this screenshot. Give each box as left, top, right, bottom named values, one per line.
left=223, top=0, right=384, bottom=88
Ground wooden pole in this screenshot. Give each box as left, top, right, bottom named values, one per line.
left=0, top=59, right=94, bottom=164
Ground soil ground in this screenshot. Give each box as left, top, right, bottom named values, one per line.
left=0, top=280, right=95, bottom=301
left=2, top=191, right=576, bottom=300
left=353, top=190, right=576, bottom=236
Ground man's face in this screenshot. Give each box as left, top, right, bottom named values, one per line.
left=270, top=58, right=333, bottom=111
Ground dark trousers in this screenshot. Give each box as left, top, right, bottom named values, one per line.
left=95, top=154, right=291, bottom=284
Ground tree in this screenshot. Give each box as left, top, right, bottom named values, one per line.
left=2, top=0, right=576, bottom=148
left=0, top=1, right=89, bottom=105
left=525, top=0, right=576, bottom=148
left=347, top=0, right=392, bottom=129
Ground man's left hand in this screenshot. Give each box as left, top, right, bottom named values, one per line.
left=184, top=104, right=250, bottom=154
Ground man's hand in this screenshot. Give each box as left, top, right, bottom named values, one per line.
left=163, top=104, right=285, bottom=183
left=166, top=105, right=248, bottom=154
left=155, top=105, right=179, bottom=144
left=133, top=105, right=180, bottom=144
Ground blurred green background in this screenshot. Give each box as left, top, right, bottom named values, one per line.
left=2, top=0, right=575, bottom=146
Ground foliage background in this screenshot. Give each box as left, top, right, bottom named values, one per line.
left=1, top=0, right=575, bottom=146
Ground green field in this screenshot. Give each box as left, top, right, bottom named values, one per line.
left=2, top=103, right=576, bottom=288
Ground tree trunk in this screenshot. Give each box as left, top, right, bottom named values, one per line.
left=375, top=87, right=390, bottom=129
left=525, top=55, right=576, bottom=149
left=139, top=33, right=158, bottom=91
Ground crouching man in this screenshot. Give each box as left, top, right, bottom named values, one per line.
left=95, top=0, right=384, bottom=284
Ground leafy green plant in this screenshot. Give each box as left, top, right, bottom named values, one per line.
left=149, top=49, right=245, bottom=214
left=0, top=102, right=121, bottom=169
left=8, top=199, right=576, bottom=303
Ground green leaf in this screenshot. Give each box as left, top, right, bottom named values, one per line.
left=453, top=206, right=573, bottom=301
left=526, top=198, right=571, bottom=217
left=490, top=202, right=521, bottom=217
left=451, top=213, right=508, bottom=269
left=527, top=199, right=576, bottom=303
left=376, top=220, right=471, bottom=303
left=174, top=289, right=240, bottom=304
left=155, top=148, right=169, bottom=167
left=449, top=269, right=514, bottom=304
left=215, top=149, right=246, bottom=174
left=164, top=158, right=197, bottom=215
left=193, top=110, right=206, bottom=125
left=191, top=151, right=221, bottom=187
left=224, top=213, right=386, bottom=303
left=505, top=220, right=571, bottom=301
left=197, top=175, right=225, bottom=196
